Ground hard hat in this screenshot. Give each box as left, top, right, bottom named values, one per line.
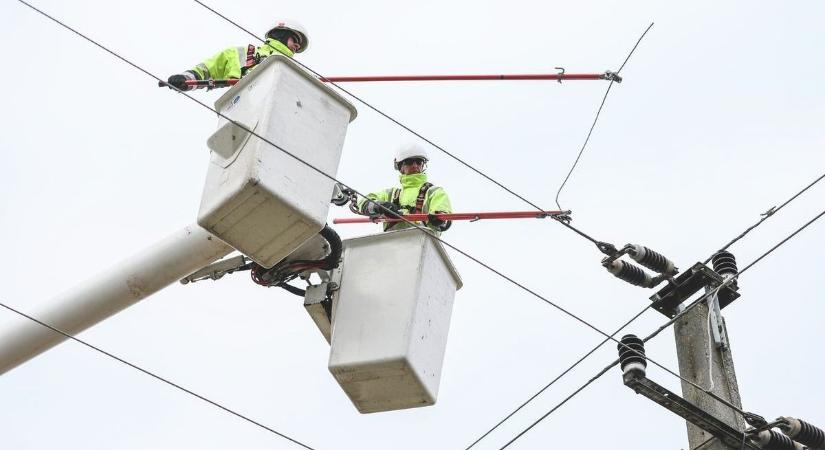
left=393, top=144, right=429, bottom=171
left=266, top=19, right=309, bottom=53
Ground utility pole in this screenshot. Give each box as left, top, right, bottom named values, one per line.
left=672, top=251, right=745, bottom=449
left=616, top=249, right=825, bottom=450
left=673, top=286, right=745, bottom=449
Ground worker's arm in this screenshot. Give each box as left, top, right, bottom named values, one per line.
left=163, top=46, right=244, bottom=91
left=357, top=189, right=401, bottom=216
left=425, top=187, right=453, bottom=232
left=190, top=46, right=244, bottom=81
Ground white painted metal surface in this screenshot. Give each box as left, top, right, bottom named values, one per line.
left=0, top=224, right=233, bottom=375
left=198, top=54, right=358, bottom=268
left=328, top=229, right=462, bottom=413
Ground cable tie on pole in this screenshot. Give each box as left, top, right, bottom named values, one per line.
left=555, top=67, right=565, bottom=83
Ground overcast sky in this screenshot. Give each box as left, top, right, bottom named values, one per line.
left=1, top=1, right=824, bottom=449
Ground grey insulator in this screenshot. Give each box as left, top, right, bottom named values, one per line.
left=779, top=417, right=825, bottom=449
left=754, top=430, right=804, bottom=450
left=629, top=244, right=677, bottom=275
left=607, top=260, right=654, bottom=288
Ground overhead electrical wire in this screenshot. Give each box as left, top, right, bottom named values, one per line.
left=465, top=168, right=825, bottom=448
left=13, top=0, right=699, bottom=442
left=191, top=0, right=628, bottom=256
left=17, top=3, right=822, bottom=450
left=498, top=207, right=825, bottom=449
left=180, top=2, right=744, bottom=410
left=0, top=300, right=317, bottom=450
left=15, top=3, right=802, bottom=448
left=704, top=171, right=825, bottom=264
left=554, top=22, right=654, bottom=210
left=14, top=0, right=713, bottom=395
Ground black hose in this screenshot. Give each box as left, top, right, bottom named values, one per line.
left=277, top=282, right=306, bottom=297
left=318, top=224, right=342, bottom=270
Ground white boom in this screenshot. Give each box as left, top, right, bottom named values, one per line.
left=0, top=224, right=232, bottom=375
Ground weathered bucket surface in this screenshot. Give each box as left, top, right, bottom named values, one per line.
left=198, top=54, right=357, bottom=268
left=328, top=229, right=462, bottom=413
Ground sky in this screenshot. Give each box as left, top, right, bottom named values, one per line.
left=1, top=0, right=824, bottom=449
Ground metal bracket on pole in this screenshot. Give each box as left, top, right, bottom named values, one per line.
left=622, top=370, right=759, bottom=450
left=708, top=292, right=729, bottom=351
left=649, top=262, right=740, bottom=318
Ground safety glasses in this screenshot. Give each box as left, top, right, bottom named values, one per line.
left=401, top=158, right=426, bottom=166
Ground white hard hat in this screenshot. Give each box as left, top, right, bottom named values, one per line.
left=393, top=144, right=429, bottom=171
left=266, top=19, right=309, bottom=53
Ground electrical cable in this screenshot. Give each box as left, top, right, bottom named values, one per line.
left=15, top=0, right=708, bottom=434
left=553, top=22, right=654, bottom=210
left=704, top=171, right=825, bottom=264
left=463, top=303, right=653, bottom=450
left=467, top=170, right=825, bottom=448
left=0, top=300, right=317, bottom=450
left=191, top=0, right=619, bottom=254
left=15, top=0, right=708, bottom=393
left=497, top=207, right=825, bottom=449
left=15, top=3, right=783, bottom=441
left=17, top=3, right=822, bottom=449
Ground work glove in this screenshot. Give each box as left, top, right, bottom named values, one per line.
left=162, top=74, right=191, bottom=91
left=428, top=213, right=452, bottom=231
left=366, top=201, right=400, bottom=218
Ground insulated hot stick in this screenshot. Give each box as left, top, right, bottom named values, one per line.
left=159, top=71, right=621, bottom=90
left=332, top=210, right=571, bottom=224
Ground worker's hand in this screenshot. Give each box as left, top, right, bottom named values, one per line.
left=375, top=201, right=401, bottom=217
left=428, top=213, right=452, bottom=231
left=165, top=74, right=191, bottom=91
left=365, top=201, right=400, bottom=218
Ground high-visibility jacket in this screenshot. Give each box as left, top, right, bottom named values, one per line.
left=185, top=39, right=294, bottom=82
left=358, top=173, right=453, bottom=235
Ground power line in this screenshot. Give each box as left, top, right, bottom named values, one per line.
left=17, top=0, right=756, bottom=432
left=498, top=206, right=825, bottom=449
left=464, top=304, right=653, bottom=449
left=191, top=0, right=618, bottom=255
left=15, top=0, right=697, bottom=432
left=704, top=170, right=825, bottom=264
left=554, top=22, right=654, bottom=210
left=0, top=300, right=317, bottom=450
left=466, top=167, right=824, bottom=448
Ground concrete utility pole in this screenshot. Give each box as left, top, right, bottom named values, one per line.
left=674, top=290, right=745, bottom=450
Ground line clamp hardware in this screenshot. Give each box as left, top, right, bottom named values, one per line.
left=602, top=71, right=623, bottom=83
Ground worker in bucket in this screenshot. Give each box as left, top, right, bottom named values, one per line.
left=162, top=19, right=308, bottom=91
left=358, top=144, right=453, bottom=235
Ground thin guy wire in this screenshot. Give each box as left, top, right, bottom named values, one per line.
left=463, top=303, right=652, bottom=449
left=704, top=171, right=825, bottom=264
left=0, top=301, right=316, bottom=450
left=471, top=173, right=825, bottom=448
left=21, top=0, right=723, bottom=423
left=554, top=22, right=654, bottom=210
left=500, top=207, right=825, bottom=449
left=192, top=0, right=610, bottom=250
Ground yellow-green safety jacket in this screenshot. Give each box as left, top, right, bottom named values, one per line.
left=184, top=39, right=294, bottom=82
left=358, top=173, right=453, bottom=235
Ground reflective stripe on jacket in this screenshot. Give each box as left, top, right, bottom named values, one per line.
left=358, top=173, right=452, bottom=235
left=189, top=39, right=294, bottom=81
